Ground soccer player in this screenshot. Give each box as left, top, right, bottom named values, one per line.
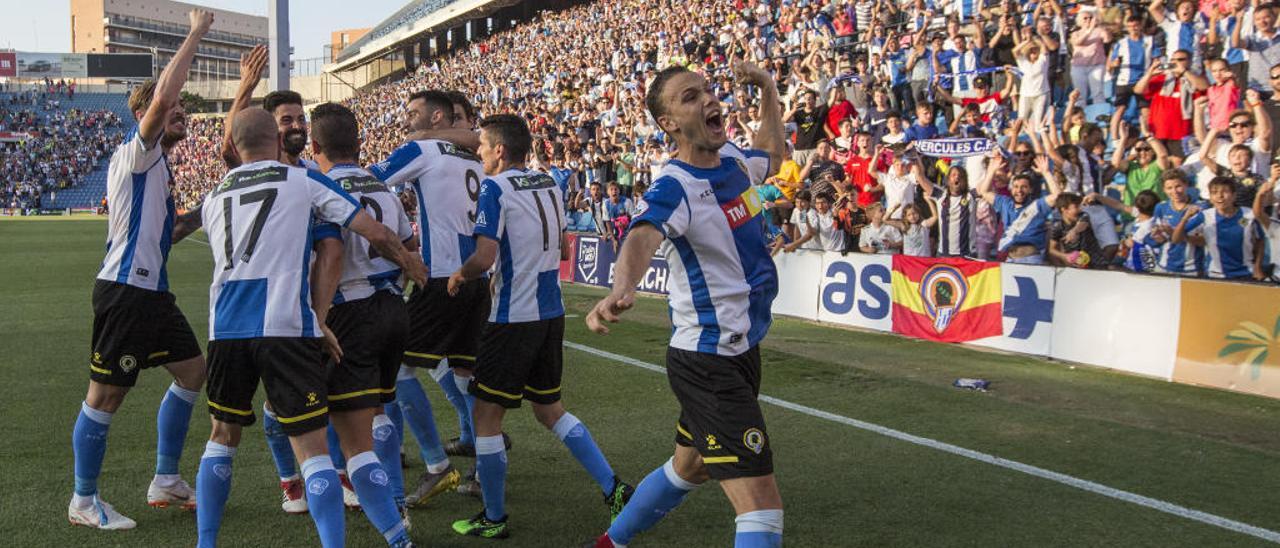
left=219, top=47, right=345, bottom=512
left=368, top=90, right=488, bottom=505
left=69, top=9, right=213, bottom=530
left=585, top=60, right=786, bottom=548
left=1172, top=176, right=1267, bottom=280
left=309, top=102, right=415, bottom=545
left=193, top=107, right=427, bottom=547
left=447, top=114, right=632, bottom=539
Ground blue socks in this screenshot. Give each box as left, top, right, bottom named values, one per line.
left=262, top=403, right=299, bottom=481
left=553, top=413, right=616, bottom=495
left=196, top=441, right=236, bottom=548
left=347, top=451, right=409, bottom=546
left=430, top=361, right=475, bottom=446
left=326, top=425, right=347, bottom=471
left=372, top=413, right=405, bottom=507
left=301, top=455, right=346, bottom=548
left=734, top=510, right=784, bottom=547
left=396, top=365, right=449, bottom=471
left=606, top=458, right=699, bottom=545
left=156, top=382, right=198, bottom=476
left=72, top=401, right=112, bottom=497
left=475, top=434, right=507, bottom=521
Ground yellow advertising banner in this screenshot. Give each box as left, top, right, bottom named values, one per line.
left=1173, top=280, right=1280, bottom=399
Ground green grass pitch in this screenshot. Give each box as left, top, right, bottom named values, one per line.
left=2, top=217, right=1278, bottom=547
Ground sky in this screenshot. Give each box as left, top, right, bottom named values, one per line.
left=1, top=0, right=412, bottom=60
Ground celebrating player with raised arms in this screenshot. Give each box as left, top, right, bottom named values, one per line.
left=193, top=107, right=426, bottom=548
left=307, top=102, right=418, bottom=546
left=446, top=114, right=633, bottom=540
left=369, top=90, right=491, bottom=505
left=586, top=60, right=787, bottom=548
left=69, top=9, right=214, bottom=531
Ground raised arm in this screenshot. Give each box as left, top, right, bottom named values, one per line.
left=221, top=44, right=267, bottom=169
left=140, top=10, right=213, bottom=146
left=737, top=60, right=786, bottom=175
left=1248, top=89, right=1272, bottom=152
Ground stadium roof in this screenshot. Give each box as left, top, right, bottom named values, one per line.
left=326, top=0, right=519, bottom=73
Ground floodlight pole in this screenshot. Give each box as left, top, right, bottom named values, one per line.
left=269, top=0, right=289, bottom=91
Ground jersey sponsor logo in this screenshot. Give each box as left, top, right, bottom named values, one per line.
left=475, top=210, right=488, bottom=228
left=337, top=175, right=388, bottom=195
left=743, top=428, right=766, bottom=454
left=720, top=187, right=764, bottom=229
left=435, top=141, right=480, bottom=162
left=509, top=173, right=556, bottom=191
left=212, top=166, right=289, bottom=196
left=135, top=267, right=150, bottom=277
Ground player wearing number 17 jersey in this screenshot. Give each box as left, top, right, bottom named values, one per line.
left=369, top=90, right=487, bottom=503
left=194, top=108, right=427, bottom=548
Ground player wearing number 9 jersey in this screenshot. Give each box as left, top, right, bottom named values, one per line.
left=369, top=90, right=487, bottom=502
left=194, top=108, right=427, bottom=548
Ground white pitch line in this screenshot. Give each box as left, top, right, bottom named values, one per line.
left=563, top=341, right=1280, bottom=545
left=185, top=235, right=210, bottom=247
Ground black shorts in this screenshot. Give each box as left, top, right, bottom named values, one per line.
left=327, top=291, right=409, bottom=411
left=1114, top=85, right=1149, bottom=110
left=206, top=337, right=329, bottom=436
left=668, top=346, right=773, bottom=480
left=403, top=277, right=490, bottom=368
left=470, top=317, right=564, bottom=409
left=89, top=280, right=202, bottom=387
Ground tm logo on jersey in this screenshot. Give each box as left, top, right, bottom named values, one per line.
left=720, top=187, right=763, bottom=229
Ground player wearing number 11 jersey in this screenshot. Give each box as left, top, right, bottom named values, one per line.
left=370, top=90, right=487, bottom=504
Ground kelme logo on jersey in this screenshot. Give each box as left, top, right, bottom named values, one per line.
left=720, top=187, right=763, bottom=229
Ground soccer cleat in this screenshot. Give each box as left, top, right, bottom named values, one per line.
left=339, top=472, right=361, bottom=510
left=147, top=476, right=197, bottom=510
left=444, top=438, right=475, bottom=457
left=457, top=479, right=483, bottom=498
left=68, top=496, right=137, bottom=530
left=399, top=505, right=413, bottom=532
left=405, top=466, right=460, bottom=508
left=280, top=478, right=308, bottom=514
left=604, top=477, right=634, bottom=523
left=451, top=510, right=509, bottom=539
left=583, top=534, right=617, bottom=548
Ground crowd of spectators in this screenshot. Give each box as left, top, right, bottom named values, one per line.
left=0, top=89, right=122, bottom=211
left=164, top=0, right=1280, bottom=283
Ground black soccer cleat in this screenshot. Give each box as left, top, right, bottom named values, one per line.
left=604, top=477, right=635, bottom=523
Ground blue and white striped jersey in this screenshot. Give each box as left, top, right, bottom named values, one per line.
left=370, top=139, right=484, bottom=278
left=631, top=143, right=778, bottom=357
left=1110, top=36, right=1160, bottom=86
left=1183, top=207, right=1264, bottom=279
left=474, top=168, right=566, bottom=323
left=97, top=127, right=177, bottom=292
left=201, top=161, right=360, bottom=340
left=1153, top=200, right=1203, bottom=275
left=945, top=48, right=983, bottom=93
left=1219, top=12, right=1253, bottom=65
left=1158, top=12, right=1208, bottom=69
left=326, top=164, right=415, bottom=304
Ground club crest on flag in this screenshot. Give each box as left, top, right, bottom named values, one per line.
left=920, top=265, right=969, bottom=333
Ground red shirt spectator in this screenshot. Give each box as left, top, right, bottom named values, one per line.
left=1144, top=73, right=1203, bottom=141
left=825, top=88, right=857, bottom=136
left=844, top=153, right=882, bottom=207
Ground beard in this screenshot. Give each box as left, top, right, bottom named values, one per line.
left=161, top=125, right=187, bottom=148
left=282, top=129, right=307, bottom=156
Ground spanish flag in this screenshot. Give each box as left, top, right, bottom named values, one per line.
left=891, top=256, right=1002, bottom=343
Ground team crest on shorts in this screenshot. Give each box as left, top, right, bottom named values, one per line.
left=743, top=428, right=766, bottom=454
left=119, top=355, right=137, bottom=373
left=920, top=264, right=969, bottom=333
